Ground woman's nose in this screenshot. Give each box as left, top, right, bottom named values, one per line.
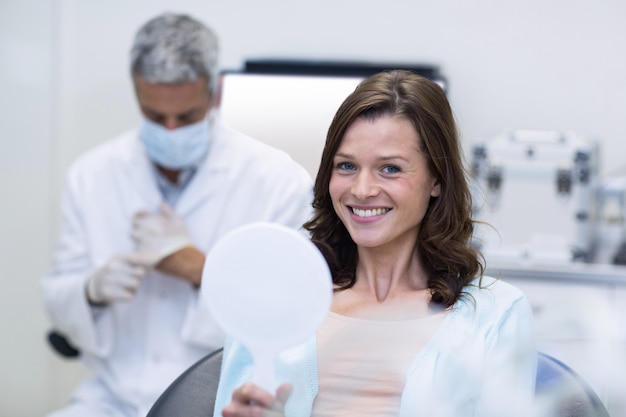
left=351, top=171, right=380, bottom=199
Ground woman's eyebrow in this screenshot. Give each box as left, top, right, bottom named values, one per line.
left=334, top=152, right=410, bottom=162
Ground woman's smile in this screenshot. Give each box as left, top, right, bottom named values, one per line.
left=350, top=206, right=391, bottom=219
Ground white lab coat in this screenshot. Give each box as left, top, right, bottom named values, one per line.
left=41, top=120, right=314, bottom=417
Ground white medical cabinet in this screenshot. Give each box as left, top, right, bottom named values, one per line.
left=471, top=129, right=599, bottom=264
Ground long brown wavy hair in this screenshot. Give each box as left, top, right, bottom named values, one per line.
left=303, top=70, right=484, bottom=307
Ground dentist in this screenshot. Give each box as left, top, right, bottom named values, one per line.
left=42, top=12, right=313, bottom=417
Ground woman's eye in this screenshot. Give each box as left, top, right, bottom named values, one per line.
left=382, top=165, right=401, bottom=174
left=337, top=162, right=356, bottom=171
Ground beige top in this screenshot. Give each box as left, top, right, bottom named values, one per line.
left=312, top=310, right=448, bottom=417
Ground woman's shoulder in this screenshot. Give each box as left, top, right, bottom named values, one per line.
left=467, top=275, right=525, bottom=297
left=455, top=275, right=531, bottom=319
left=434, top=276, right=534, bottom=352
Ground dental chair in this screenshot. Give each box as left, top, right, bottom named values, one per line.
left=535, top=352, right=610, bottom=417
left=47, top=330, right=80, bottom=358
left=147, top=348, right=223, bottom=417
left=145, top=349, right=611, bottom=417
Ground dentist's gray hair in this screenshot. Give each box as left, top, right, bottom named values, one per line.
left=130, top=13, right=219, bottom=93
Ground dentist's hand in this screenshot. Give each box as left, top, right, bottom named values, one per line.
left=86, top=252, right=152, bottom=304
left=132, top=201, right=194, bottom=266
left=132, top=201, right=205, bottom=286
left=222, top=383, right=292, bottom=417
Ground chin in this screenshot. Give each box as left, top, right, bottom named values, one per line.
left=349, top=234, right=386, bottom=249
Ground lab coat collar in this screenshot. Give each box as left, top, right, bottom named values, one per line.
left=174, top=120, right=232, bottom=216
left=125, top=130, right=162, bottom=209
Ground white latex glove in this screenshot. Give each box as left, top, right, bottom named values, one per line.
left=86, top=252, right=152, bottom=304
left=131, top=201, right=194, bottom=265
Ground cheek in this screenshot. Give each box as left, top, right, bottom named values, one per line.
left=403, top=184, right=433, bottom=218
left=328, top=176, right=345, bottom=213
left=328, top=175, right=340, bottom=202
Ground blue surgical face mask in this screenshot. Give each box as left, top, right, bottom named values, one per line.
left=139, top=115, right=212, bottom=170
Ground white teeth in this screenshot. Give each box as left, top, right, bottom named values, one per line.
left=352, top=207, right=389, bottom=218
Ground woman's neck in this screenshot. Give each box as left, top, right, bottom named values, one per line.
left=331, top=243, right=433, bottom=320
left=355, top=243, right=429, bottom=301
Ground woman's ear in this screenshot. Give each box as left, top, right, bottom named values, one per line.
left=430, top=180, right=441, bottom=198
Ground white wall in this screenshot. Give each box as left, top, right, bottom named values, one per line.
left=0, top=1, right=58, bottom=415
left=1, top=0, right=625, bottom=415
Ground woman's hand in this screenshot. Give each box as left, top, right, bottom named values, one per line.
left=222, top=383, right=292, bottom=417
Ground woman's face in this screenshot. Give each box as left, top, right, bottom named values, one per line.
left=329, top=115, right=440, bottom=252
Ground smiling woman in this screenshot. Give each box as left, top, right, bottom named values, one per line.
left=213, top=70, right=538, bottom=417
left=329, top=116, right=441, bottom=256
left=308, top=71, right=475, bottom=305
